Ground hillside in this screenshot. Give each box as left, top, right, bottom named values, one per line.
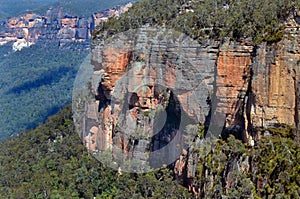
left=0, top=0, right=136, bottom=20
left=0, top=0, right=56, bottom=19
left=0, top=106, right=190, bottom=198
left=0, top=106, right=298, bottom=198
left=94, top=0, right=299, bottom=43
left=0, top=40, right=89, bottom=141
left=87, top=0, right=300, bottom=197
left=0, top=1, right=132, bottom=140
left=0, top=0, right=299, bottom=198
left=54, top=0, right=138, bottom=17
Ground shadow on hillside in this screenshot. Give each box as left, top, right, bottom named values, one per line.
left=6, top=66, right=76, bottom=95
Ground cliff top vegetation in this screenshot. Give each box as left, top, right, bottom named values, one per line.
left=93, top=0, right=299, bottom=44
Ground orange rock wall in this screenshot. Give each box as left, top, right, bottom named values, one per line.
left=216, top=42, right=253, bottom=128
left=253, top=18, right=300, bottom=130
left=0, top=4, right=133, bottom=47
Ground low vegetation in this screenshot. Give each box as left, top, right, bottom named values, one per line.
left=192, top=132, right=299, bottom=198
left=94, top=0, right=299, bottom=44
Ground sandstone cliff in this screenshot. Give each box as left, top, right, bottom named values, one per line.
left=174, top=13, right=300, bottom=197
left=73, top=8, right=300, bottom=194
left=84, top=13, right=299, bottom=147
left=0, top=4, right=132, bottom=50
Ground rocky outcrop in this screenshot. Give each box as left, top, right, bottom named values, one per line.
left=214, top=40, right=253, bottom=142
left=251, top=17, right=300, bottom=132
left=0, top=3, right=132, bottom=50
left=173, top=13, right=300, bottom=198
left=76, top=9, right=300, bottom=175
left=216, top=15, right=300, bottom=143
left=82, top=27, right=216, bottom=171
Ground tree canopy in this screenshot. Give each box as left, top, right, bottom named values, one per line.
left=94, top=0, right=299, bottom=44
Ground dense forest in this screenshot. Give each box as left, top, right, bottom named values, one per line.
left=94, top=0, right=299, bottom=44
left=0, top=0, right=138, bottom=140
left=0, top=106, right=298, bottom=198
left=0, top=0, right=55, bottom=19
left=0, top=106, right=190, bottom=198
left=0, top=40, right=89, bottom=140
left=0, top=0, right=299, bottom=198
left=0, top=0, right=135, bottom=20
left=52, top=0, right=137, bottom=18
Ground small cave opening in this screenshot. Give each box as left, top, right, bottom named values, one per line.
left=149, top=88, right=199, bottom=168
left=150, top=90, right=181, bottom=151
left=96, top=81, right=111, bottom=112
left=129, top=92, right=139, bottom=110
left=295, top=15, right=300, bottom=25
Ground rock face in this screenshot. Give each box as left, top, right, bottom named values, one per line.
left=0, top=4, right=132, bottom=50
left=174, top=14, right=300, bottom=197
left=251, top=18, right=300, bottom=132
left=216, top=16, right=300, bottom=143
left=77, top=12, right=299, bottom=174
left=80, top=27, right=216, bottom=171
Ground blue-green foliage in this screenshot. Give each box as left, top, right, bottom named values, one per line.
left=56, top=0, right=137, bottom=17
left=0, top=0, right=56, bottom=19
left=0, top=40, right=89, bottom=140
left=0, top=0, right=136, bottom=20
left=94, top=0, right=298, bottom=44
left=0, top=106, right=190, bottom=198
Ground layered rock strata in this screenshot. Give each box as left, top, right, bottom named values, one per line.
left=0, top=4, right=132, bottom=49
left=81, top=27, right=216, bottom=171
left=174, top=14, right=300, bottom=196
left=76, top=12, right=300, bottom=174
